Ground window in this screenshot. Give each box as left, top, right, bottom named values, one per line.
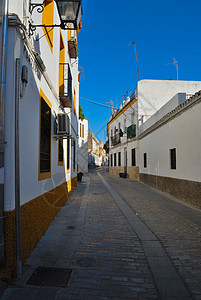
left=80, top=123, right=82, bottom=137
left=73, top=139, right=76, bottom=171
left=39, top=92, right=52, bottom=180
left=144, top=153, right=147, bottom=168
left=118, top=152, right=121, bottom=166
left=42, top=0, right=54, bottom=52
left=170, top=148, right=176, bottom=169
left=111, top=129, right=113, bottom=137
left=124, top=119, right=127, bottom=133
left=114, top=153, right=117, bottom=166
left=82, top=124, right=84, bottom=138
left=110, top=154, right=113, bottom=167
left=68, top=66, right=73, bottom=103
left=118, top=122, right=121, bottom=132
left=58, top=139, right=63, bottom=166
left=67, top=137, right=70, bottom=172
left=132, top=148, right=136, bottom=166
left=59, top=33, right=65, bottom=96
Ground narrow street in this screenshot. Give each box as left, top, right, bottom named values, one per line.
left=2, top=168, right=201, bottom=300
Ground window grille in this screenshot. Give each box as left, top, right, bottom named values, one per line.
left=58, top=139, right=63, bottom=162
left=114, top=153, right=117, bottom=166
left=132, top=148, right=136, bottom=166
left=144, top=153, right=147, bottom=168
left=170, top=148, right=176, bottom=169
left=118, top=152, right=121, bottom=166
left=40, top=97, right=51, bottom=173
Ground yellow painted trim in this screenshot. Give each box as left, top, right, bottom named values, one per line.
left=73, top=138, right=75, bottom=172
left=66, top=137, right=70, bottom=173
left=42, top=0, right=54, bottom=53
left=38, top=89, right=52, bottom=181
left=59, top=31, right=65, bottom=95
left=107, top=98, right=137, bottom=136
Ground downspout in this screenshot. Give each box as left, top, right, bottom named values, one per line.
left=15, top=58, right=22, bottom=277
left=0, top=0, right=9, bottom=266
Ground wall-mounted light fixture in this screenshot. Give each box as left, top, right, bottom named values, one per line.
left=29, top=0, right=82, bottom=35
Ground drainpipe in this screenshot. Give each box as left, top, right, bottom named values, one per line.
left=15, top=58, right=22, bottom=277
left=0, top=0, right=9, bottom=266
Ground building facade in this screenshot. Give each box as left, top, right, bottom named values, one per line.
left=78, top=118, right=88, bottom=173
left=107, top=80, right=201, bottom=208
left=0, top=0, right=82, bottom=277
left=88, top=129, right=104, bottom=167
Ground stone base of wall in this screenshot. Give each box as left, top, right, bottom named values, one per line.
left=0, top=176, right=77, bottom=279
left=140, top=173, right=201, bottom=209
left=109, top=166, right=124, bottom=177
left=109, top=166, right=139, bottom=181
left=127, top=166, right=139, bottom=181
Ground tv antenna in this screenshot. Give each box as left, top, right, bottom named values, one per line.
left=106, top=100, right=114, bottom=115
left=165, top=58, right=178, bottom=80
left=129, top=41, right=140, bottom=81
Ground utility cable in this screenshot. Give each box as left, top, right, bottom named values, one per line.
left=80, top=97, right=113, bottom=109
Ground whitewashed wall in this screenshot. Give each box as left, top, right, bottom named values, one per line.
left=138, top=99, right=201, bottom=182
left=78, top=118, right=88, bottom=173
left=4, top=1, right=80, bottom=211
left=137, top=80, right=201, bottom=126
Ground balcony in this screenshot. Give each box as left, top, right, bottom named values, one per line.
left=111, top=133, right=121, bottom=146
left=127, top=124, right=136, bottom=138
left=68, top=38, right=78, bottom=59
left=59, top=63, right=72, bottom=108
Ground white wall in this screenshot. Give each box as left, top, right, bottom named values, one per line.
left=5, top=2, right=80, bottom=211
left=137, top=80, right=201, bottom=126
left=108, top=100, right=138, bottom=149
left=78, top=118, right=88, bottom=173
left=139, top=99, right=201, bottom=182
left=139, top=93, right=186, bottom=133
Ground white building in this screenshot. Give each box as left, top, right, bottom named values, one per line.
left=88, top=129, right=103, bottom=167
left=0, top=0, right=82, bottom=277
left=107, top=80, right=201, bottom=208
left=78, top=118, right=88, bottom=173
left=138, top=91, right=201, bottom=209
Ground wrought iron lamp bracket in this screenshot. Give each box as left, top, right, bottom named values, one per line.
left=29, top=0, right=48, bottom=14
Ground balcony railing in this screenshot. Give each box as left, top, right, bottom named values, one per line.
left=111, top=133, right=121, bottom=146
left=59, top=63, right=72, bottom=108
left=68, top=38, right=78, bottom=59
left=127, top=124, right=136, bottom=138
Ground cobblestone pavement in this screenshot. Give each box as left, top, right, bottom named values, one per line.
left=102, top=169, right=201, bottom=300
left=2, top=168, right=201, bottom=300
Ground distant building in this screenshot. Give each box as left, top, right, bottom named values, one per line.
left=78, top=118, right=88, bottom=173
left=88, top=130, right=104, bottom=167
left=107, top=80, right=201, bottom=208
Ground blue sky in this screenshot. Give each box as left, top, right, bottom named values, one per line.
left=78, top=0, right=201, bottom=142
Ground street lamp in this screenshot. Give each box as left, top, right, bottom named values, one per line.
left=55, top=0, right=82, bottom=30
left=29, top=0, right=82, bottom=35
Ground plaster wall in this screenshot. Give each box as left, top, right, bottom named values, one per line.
left=138, top=100, right=201, bottom=182
left=78, top=118, right=88, bottom=173
left=139, top=93, right=186, bottom=133
left=108, top=100, right=138, bottom=148
left=137, top=80, right=201, bottom=124
left=4, top=23, right=79, bottom=211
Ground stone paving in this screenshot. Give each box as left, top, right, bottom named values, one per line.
left=2, top=168, right=201, bottom=299
left=102, top=169, right=201, bottom=300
